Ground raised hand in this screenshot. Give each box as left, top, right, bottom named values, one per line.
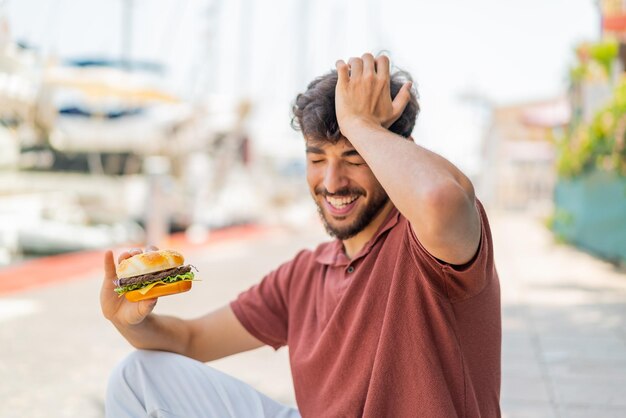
left=335, top=53, right=412, bottom=136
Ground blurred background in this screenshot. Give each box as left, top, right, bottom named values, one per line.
left=1, top=0, right=626, bottom=417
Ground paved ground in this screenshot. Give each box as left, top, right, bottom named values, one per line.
left=496, top=211, right=626, bottom=418
left=1, top=208, right=625, bottom=417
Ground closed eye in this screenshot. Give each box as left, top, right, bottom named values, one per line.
left=345, top=157, right=366, bottom=166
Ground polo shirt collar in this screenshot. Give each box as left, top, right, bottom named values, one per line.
left=314, top=206, right=400, bottom=266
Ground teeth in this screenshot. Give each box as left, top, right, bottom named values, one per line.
left=326, top=195, right=358, bottom=208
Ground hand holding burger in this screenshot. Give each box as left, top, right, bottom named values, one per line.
left=100, top=247, right=195, bottom=327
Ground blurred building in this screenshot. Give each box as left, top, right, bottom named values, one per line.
left=481, top=98, right=569, bottom=212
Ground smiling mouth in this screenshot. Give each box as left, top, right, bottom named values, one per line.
left=323, top=194, right=360, bottom=216
left=325, top=195, right=358, bottom=209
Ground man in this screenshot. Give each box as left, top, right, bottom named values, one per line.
left=102, top=53, right=501, bottom=418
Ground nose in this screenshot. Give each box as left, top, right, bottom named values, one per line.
left=323, top=162, right=349, bottom=194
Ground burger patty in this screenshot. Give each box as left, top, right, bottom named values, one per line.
left=116, top=265, right=192, bottom=287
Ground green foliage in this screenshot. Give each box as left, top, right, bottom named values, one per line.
left=589, top=41, right=619, bottom=75
left=557, top=78, right=626, bottom=178
left=571, top=40, right=619, bottom=83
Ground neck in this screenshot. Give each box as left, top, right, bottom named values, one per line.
left=342, top=201, right=394, bottom=259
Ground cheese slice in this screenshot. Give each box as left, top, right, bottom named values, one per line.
left=138, top=280, right=168, bottom=295
left=136, top=277, right=196, bottom=295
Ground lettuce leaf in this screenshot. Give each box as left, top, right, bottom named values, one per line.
left=115, top=271, right=195, bottom=295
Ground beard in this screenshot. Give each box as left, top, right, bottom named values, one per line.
left=313, top=185, right=390, bottom=240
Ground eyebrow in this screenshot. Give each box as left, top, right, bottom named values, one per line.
left=305, top=146, right=361, bottom=158
left=342, top=149, right=361, bottom=158
left=305, top=146, right=325, bottom=155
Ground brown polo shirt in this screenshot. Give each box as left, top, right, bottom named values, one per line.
left=231, top=201, right=501, bottom=417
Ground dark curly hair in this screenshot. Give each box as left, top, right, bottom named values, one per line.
left=291, top=69, right=419, bottom=142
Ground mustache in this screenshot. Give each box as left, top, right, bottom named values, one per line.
left=314, top=187, right=365, bottom=197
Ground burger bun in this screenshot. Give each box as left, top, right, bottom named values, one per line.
left=117, top=249, right=185, bottom=279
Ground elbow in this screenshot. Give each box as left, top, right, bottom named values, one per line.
left=423, top=176, right=475, bottom=211
left=419, top=177, right=476, bottom=228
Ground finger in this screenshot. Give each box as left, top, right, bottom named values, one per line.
left=336, top=60, right=350, bottom=85
left=335, top=59, right=351, bottom=93
left=103, top=250, right=118, bottom=285
left=137, top=298, right=158, bottom=317
left=375, top=55, right=390, bottom=78
left=118, top=248, right=142, bottom=264
left=117, top=251, right=130, bottom=264
left=348, top=57, right=363, bottom=78
left=392, top=81, right=413, bottom=120
left=361, top=53, right=375, bottom=76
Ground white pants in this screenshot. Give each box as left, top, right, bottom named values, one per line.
left=105, top=350, right=301, bottom=418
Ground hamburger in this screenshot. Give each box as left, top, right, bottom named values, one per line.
left=114, top=249, right=195, bottom=302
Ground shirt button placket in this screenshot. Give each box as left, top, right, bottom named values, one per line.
left=347, top=266, right=355, bottom=274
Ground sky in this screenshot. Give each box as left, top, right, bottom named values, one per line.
left=6, top=0, right=599, bottom=175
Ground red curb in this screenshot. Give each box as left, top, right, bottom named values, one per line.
left=0, top=250, right=105, bottom=295
left=0, top=224, right=275, bottom=296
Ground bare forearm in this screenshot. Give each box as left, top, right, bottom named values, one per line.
left=111, top=305, right=263, bottom=363
left=345, top=121, right=480, bottom=264
left=344, top=121, right=475, bottom=221
left=112, top=313, right=190, bottom=354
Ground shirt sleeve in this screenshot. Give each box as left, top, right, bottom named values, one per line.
left=230, top=254, right=300, bottom=350
left=406, top=199, right=496, bottom=302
